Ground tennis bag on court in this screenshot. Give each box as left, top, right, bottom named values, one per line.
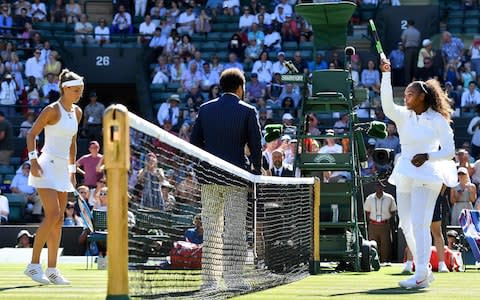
left=169, top=241, right=202, bottom=269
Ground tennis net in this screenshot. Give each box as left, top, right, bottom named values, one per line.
left=121, top=111, right=315, bottom=299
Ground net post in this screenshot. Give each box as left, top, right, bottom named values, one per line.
left=310, top=177, right=321, bottom=274
left=104, top=104, right=130, bottom=300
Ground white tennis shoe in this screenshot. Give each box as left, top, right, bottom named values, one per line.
left=438, top=261, right=450, bottom=273
left=24, top=263, right=50, bottom=285
left=45, top=268, right=71, bottom=285
left=399, top=270, right=434, bottom=289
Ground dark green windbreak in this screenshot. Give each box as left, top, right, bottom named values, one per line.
left=295, top=1, right=357, bottom=50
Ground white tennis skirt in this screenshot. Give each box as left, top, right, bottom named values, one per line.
left=28, top=152, right=75, bottom=192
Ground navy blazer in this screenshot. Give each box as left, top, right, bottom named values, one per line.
left=190, top=93, right=262, bottom=173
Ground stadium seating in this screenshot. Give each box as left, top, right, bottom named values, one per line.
left=4, top=193, right=25, bottom=223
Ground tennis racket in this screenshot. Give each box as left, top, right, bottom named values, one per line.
left=369, top=19, right=387, bottom=61
left=75, top=190, right=94, bottom=232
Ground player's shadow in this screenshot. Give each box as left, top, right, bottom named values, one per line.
left=328, top=287, right=427, bottom=297
left=0, top=284, right=48, bottom=292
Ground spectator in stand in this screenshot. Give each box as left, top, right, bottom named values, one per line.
left=248, top=23, right=265, bottom=46
left=111, top=4, right=133, bottom=34
left=361, top=60, right=381, bottom=101
left=94, top=18, right=110, bottom=45
left=195, top=8, right=212, bottom=35
left=16, top=229, right=33, bottom=248
left=157, top=94, right=180, bottom=128
left=83, top=91, right=105, bottom=142
left=227, top=33, right=246, bottom=61
left=450, top=167, right=476, bottom=226
left=137, top=14, right=156, bottom=45
left=401, top=19, right=421, bottom=84
left=134, top=0, right=147, bottom=17
left=445, top=81, right=460, bottom=110
left=329, top=51, right=344, bottom=69
left=222, top=0, right=240, bottom=16
left=136, top=152, right=164, bottom=208
left=149, top=0, right=166, bottom=20
left=184, top=214, right=203, bottom=244
left=42, top=73, right=60, bottom=104
left=177, top=5, right=195, bottom=36
left=461, top=81, right=480, bottom=113
left=49, top=0, right=65, bottom=23
left=160, top=179, right=176, bottom=211
left=152, top=54, right=170, bottom=80
left=281, top=14, right=299, bottom=42
left=152, top=67, right=168, bottom=84
left=5, top=52, right=23, bottom=95
left=208, top=84, right=220, bottom=100
left=19, top=22, right=34, bottom=48
left=31, top=0, right=47, bottom=23
left=263, top=25, right=282, bottom=53
left=0, top=4, right=13, bottom=37
left=170, top=55, right=186, bottom=82
left=178, top=34, right=196, bottom=61
left=281, top=96, right=295, bottom=116
left=333, top=113, right=349, bottom=134
left=94, top=186, right=108, bottom=211
left=276, top=0, right=292, bottom=16
left=389, top=41, right=405, bottom=86
left=272, top=5, right=286, bottom=25
left=279, top=83, right=301, bottom=108
left=244, top=38, right=262, bottom=66
left=460, top=62, right=476, bottom=90
left=24, top=75, right=43, bottom=111
left=375, top=121, right=401, bottom=156
left=149, top=27, right=167, bottom=58
left=43, top=51, right=61, bottom=81
left=188, top=51, right=205, bottom=73
left=210, top=54, right=224, bottom=74
left=252, top=51, right=273, bottom=84
left=76, top=140, right=104, bottom=189
left=246, top=72, right=266, bottom=102
left=181, top=62, right=202, bottom=93
left=25, top=48, right=45, bottom=87
left=39, top=41, right=51, bottom=65
left=267, top=72, right=284, bottom=101
left=30, top=31, right=43, bottom=50
left=16, top=7, right=31, bottom=33
left=441, top=31, right=464, bottom=68
left=200, top=62, right=219, bottom=92
left=165, top=29, right=181, bottom=57
left=416, top=39, right=435, bottom=81
left=65, top=0, right=81, bottom=24
left=13, top=0, right=31, bottom=17
left=63, top=201, right=83, bottom=226
left=238, top=5, right=255, bottom=31
left=272, top=51, right=288, bottom=74
left=292, top=51, right=308, bottom=74
left=18, top=111, right=36, bottom=138
left=0, top=73, right=18, bottom=113
left=467, top=104, right=480, bottom=160
left=308, top=51, right=328, bottom=72
left=0, top=189, right=9, bottom=224
left=167, top=1, right=180, bottom=20
left=469, top=37, right=480, bottom=77
left=88, top=177, right=105, bottom=208
left=11, top=162, right=43, bottom=219
left=224, top=52, right=243, bottom=71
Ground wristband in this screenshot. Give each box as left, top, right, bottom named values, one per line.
left=28, top=151, right=38, bottom=160
left=68, top=164, right=77, bottom=173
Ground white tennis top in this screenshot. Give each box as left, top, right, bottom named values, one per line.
left=41, top=102, right=78, bottom=160
left=381, top=72, right=457, bottom=187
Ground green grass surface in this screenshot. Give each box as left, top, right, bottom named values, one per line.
left=234, top=265, right=480, bottom=300
left=0, top=263, right=107, bottom=299
left=1, top=263, right=479, bottom=299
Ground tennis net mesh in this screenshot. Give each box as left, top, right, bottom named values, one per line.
left=126, top=112, right=315, bottom=298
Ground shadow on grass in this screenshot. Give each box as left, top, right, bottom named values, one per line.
left=328, top=287, right=427, bottom=297
left=0, top=284, right=45, bottom=292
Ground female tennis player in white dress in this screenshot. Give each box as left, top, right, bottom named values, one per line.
left=24, top=69, right=84, bottom=285
left=380, top=60, right=457, bottom=289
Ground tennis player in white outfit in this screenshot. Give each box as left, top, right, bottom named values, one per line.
left=380, top=60, right=457, bottom=289
left=24, top=69, right=84, bottom=285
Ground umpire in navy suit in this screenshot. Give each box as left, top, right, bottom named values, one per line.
left=190, top=68, right=262, bottom=174
left=190, top=68, right=262, bottom=290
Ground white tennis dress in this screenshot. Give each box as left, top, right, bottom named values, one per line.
left=28, top=102, right=78, bottom=192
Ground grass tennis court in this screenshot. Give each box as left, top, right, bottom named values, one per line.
left=1, top=263, right=478, bottom=299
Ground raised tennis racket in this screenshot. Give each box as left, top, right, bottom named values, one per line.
left=369, top=19, right=387, bottom=61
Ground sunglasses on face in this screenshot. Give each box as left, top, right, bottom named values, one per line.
left=100, top=192, right=107, bottom=196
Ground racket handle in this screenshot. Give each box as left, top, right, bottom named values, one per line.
left=380, top=52, right=387, bottom=61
